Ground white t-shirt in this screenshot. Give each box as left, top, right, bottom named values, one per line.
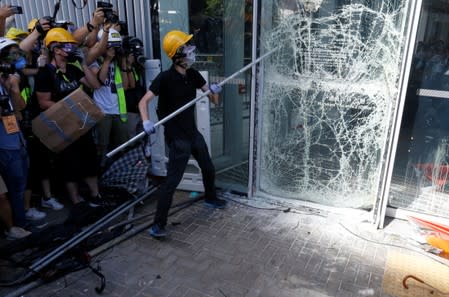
left=91, top=61, right=119, bottom=115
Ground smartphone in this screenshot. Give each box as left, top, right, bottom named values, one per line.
left=10, top=6, right=23, bottom=14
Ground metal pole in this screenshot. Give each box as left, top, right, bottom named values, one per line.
left=4, top=280, right=44, bottom=297
left=89, top=196, right=202, bottom=257
left=29, top=187, right=158, bottom=273
left=106, top=47, right=279, bottom=158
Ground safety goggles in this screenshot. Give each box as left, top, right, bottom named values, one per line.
left=57, top=43, right=77, bottom=53
left=5, top=49, right=25, bottom=62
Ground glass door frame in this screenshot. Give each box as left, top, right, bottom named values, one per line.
left=248, top=0, right=424, bottom=227
left=374, top=0, right=423, bottom=228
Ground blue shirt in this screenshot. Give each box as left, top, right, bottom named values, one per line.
left=0, top=85, right=25, bottom=150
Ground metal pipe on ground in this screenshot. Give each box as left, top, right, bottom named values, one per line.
left=106, top=196, right=204, bottom=232
left=5, top=189, right=210, bottom=296
left=106, top=47, right=279, bottom=158
left=4, top=280, right=44, bottom=297
left=27, top=186, right=158, bottom=276
left=89, top=195, right=202, bottom=257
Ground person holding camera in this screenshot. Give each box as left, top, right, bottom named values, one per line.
left=0, top=37, right=30, bottom=230
left=122, top=36, right=145, bottom=137
left=138, top=30, right=227, bottom=238
left=0, top=5, right=20, bottom=37
left=33, top=28, right=105, bottom=207
left=72, top=7, right=106, bottom=48
left=90, top=28, right=130, bottom=168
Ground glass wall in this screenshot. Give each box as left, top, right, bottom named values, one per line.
left=157, top=1, right=254, bottom=191
left=390, top=0, right=449, bottom=217
left=256, top=0, right=413, bottom=208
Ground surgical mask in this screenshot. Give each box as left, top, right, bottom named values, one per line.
left=14, top=56, right=26, bottom=70
left=182, top=45, right=196, bottom=68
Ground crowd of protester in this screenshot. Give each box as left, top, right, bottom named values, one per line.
left=0, top=4, right=147, bottom=240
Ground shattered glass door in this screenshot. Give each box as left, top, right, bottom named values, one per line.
left=256, top=0, right=412, bottom=208
left=390, top=0, right=449, bottom=217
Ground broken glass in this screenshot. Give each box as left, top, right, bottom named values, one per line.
left=258, top=0, right=411, bottom=208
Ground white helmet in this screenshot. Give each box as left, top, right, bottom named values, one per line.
left=97, top=28, right=122, bottom=47
left=0, top=37, right=17, bottom=54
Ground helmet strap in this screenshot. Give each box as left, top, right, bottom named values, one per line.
left=174, top=57, right=188, bottom=69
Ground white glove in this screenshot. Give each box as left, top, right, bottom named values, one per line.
left=210, top=83, right=222, bottom=94
left=143, top=120, right=156, bottom=134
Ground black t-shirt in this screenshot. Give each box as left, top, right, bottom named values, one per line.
left=150, top=65, right=206, bottom=139
left=125, top=68, right=145, bottom=113
left=34, top=63, right=84, bottom=104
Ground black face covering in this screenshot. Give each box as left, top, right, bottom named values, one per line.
left=66, top=52, right=78, bottom=63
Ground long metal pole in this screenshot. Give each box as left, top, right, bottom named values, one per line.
left=106, top=47, right=279, bottom=158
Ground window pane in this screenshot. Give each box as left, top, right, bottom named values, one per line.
left=258, top=0, right=412, bottom=208
left=390, top=1, right=449, bottom=216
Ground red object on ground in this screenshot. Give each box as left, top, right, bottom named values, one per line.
left=415, top=163, right=449, bottom=189
left=409, top=215, right=449, bottom=240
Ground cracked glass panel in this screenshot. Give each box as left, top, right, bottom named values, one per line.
left=258, top=0, right=411, bottom=208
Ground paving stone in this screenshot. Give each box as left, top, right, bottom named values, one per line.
left=0, top=193, right=420, bottom=297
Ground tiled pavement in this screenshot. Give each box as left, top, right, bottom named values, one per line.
left=0, top=191, right=427, bottom=297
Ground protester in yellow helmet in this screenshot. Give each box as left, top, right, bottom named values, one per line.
left=138, top=30, right=226, bottom=238
left=5, top=27, right=29, bottom=42
left=33, top=27, right=104, bottom=207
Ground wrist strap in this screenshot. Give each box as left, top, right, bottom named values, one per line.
left=35, top=21, right=46, bottom=36
left=86, top=21, right=94, bottom=32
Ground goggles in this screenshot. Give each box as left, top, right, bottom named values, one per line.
left=5, top=49, right=25, bottom=63
left=58, top=43, right=77, bottom=53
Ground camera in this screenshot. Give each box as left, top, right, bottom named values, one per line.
left=10, top=6, right=23, bottom=15
left=0, top=63, right=15, bottom=76
left=97, top=1, right=119, bottom=24
left=123, top=37, right=143, bottom=55
left=53, top=20, right=74, bottom=30
left=40, top=16, right=57, bottom=29
left=118, top=21, right=128, bottom=36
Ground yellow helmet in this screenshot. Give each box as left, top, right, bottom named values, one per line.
left=45, top=28, right=77, bottom=48
left=162, top=30, right=192, bottom=59
left=27, top=18, right=38, bottom=32
left=5, top=27, right=29, bottom=41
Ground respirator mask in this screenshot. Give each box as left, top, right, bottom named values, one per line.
left=59, top=43, right=78, bottom=62
left=181, top=45, right=196, bottom=68
left=6, top=50, right=26, bottom=70
left=12, top=56, right=26, bottom=70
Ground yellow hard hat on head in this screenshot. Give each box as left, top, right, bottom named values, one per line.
left=5, top=27, right=29, bottom=41
left=45, top=28, right=77, bottom=48
left=162, top=30, right=192, bottom=59
left=28, top=18, right=38, bottom=32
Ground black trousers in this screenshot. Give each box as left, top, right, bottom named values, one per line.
left=154, top=130, right=216, bottom=227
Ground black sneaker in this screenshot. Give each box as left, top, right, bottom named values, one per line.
left=88, top=194, right=109, bottom=208
left=148, top=224, right=167, bottom=238
left=204, top=198, right=227, bottom=209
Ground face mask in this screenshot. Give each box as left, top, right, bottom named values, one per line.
left=66, top=52, right=78, bottom=63
left=182, top=45, right=196, bottom=68
left=14, top=56, right=26, bottom=70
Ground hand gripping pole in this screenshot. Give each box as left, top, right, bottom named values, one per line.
left=106, top=47, right=278, bottom=158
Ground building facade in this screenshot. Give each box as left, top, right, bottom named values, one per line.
left=11, top=0, right=449, bottom=227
